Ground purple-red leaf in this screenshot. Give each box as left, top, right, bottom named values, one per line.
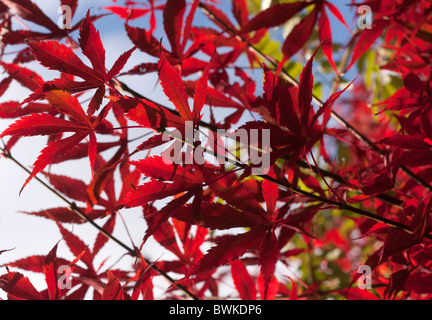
left=403, top=72, right=424, bottom=95
left=0, top=272, right=46, bottom=300
left=282, top=8, right=318, bottom=61
left=107, top=46, right=136, bottom=80
left=27, top=40, right=97, bottom=81
left=345, top=19, right=390, bottom=71
left=298, top=45, right=319, bottom=129
left=0, top=114, right=89, bottom=138
left=163, top=0, right=186, bottom=59
left=231, top=260, right=256, bottom=300
left=20, top=207, right=106, bottom=224
left=126, top=24, right=164, bottom=57
left=242, top=2, right=308, bottom=33
left=43, top=243, right=59, bottom=300
left=258, top=230, right=279, bottom=300
left=318, top=7, right=338, bottom=74
left=131, top=156, right=201, bottom=185
left=103, top=271, right=125, bottom=300
left=79, top=11, right=106, bottom=79
left=158, top=52, right=192, bottom=122
left=379, top=135, right=432, bottom=150
left=193, top=229, right=266, bottom=274
left=174, top=202, right=265, bottom=230
left=0, top=0, right=58, bottom=31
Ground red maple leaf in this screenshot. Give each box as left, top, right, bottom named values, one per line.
left=0, top=90, right=107, bottom=192
left=22, top=10, right=135, bottom=115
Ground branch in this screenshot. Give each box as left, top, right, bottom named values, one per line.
left=260, top=173, right=429, bottom=238
left=115, top=74, right=425, bottom=238
left=197, top=2, right=432, bottom=194
left=161, top=126, right=431, bottom=240
left=114, top=61, right=417, bottom=235
left=0, top=146, right=200, bottom=301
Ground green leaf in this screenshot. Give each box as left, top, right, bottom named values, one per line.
left=253, top=32, right=282, bottom=66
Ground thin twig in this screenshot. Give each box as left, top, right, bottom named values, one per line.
left=115, top=73, right=422, bottom=236
left=161, top=126, right=431, bottom=239
left=198, top=2, right=432, bottom=193
left=117, top=74, right=407, bottom=209
left=260, top=173, right=430, bottom=238
left=0, top=146, right=200, bottom=300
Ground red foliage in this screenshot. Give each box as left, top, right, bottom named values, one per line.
left=1, top=0, right=432, bottom=300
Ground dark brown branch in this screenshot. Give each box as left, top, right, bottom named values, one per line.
left=259, top=173, right=430, bottom=239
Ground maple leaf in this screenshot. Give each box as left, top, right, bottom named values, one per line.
left=103, top=271, right=126, bottom=300
left=149, top=217, right=209, bottom=289
left=384, top=269, right=412, bottom=299
left=104, top=1, right=164, bottom=33
left=405, top=194, right=432, bottom=239
left=257, top=272, right=279, bottom=300
left=113, top=95, right=185, bottom=132
left=131, top=263, right=155, bottom=300
left=180, top=169, right=316, bottom=298
left=192, top=228, right=267, bottom=275
left=174, top=202, right=265, bottom=230
left=241, top=0, right=350, bottom=69
left=350, top=228, right=423, bottom=289
left=258, top=230, right=279, bottom=300
left=0, top=90, right=103, bottom=192
left=0, top=62, right=44, bottom=92
left=158, top=51, right=214, bottom=126
left=122, top=156, right=206, bottom=242
left=126, top=0, right=207, bottom=76
left=0, top=101, right=51, bottom=119
left=358, top=166, right=397, bottom=196
left=241, top=2, right=308, bottom=33
left=0, top=241, right=92, bottom=300
left=2, top=231, right=111, bottom=300
left=158, top=52, right=193, bottom=122
left=0, top=0, right=80, bottom=47
left=23, top=10, right=136, bottom=115
left=405, top=272, right=432, bottom=295
left=0, top=272, right=46, bottom=300
left=198, top=1, right=268, bottom=68
left=345, top=19, right=390, bottom=72
left=163, top=0, right=187, bottom=60
left=231, top=260, right=256, bottom=300
left=43, top=243, right=60, bottom=300
left=56, top=223, right=94, bottom=270
left=126, top=22, right=168, bottom=58
left=248, top=51, right=354, bottom=175
left=20, top=207, right=107, bottom=224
